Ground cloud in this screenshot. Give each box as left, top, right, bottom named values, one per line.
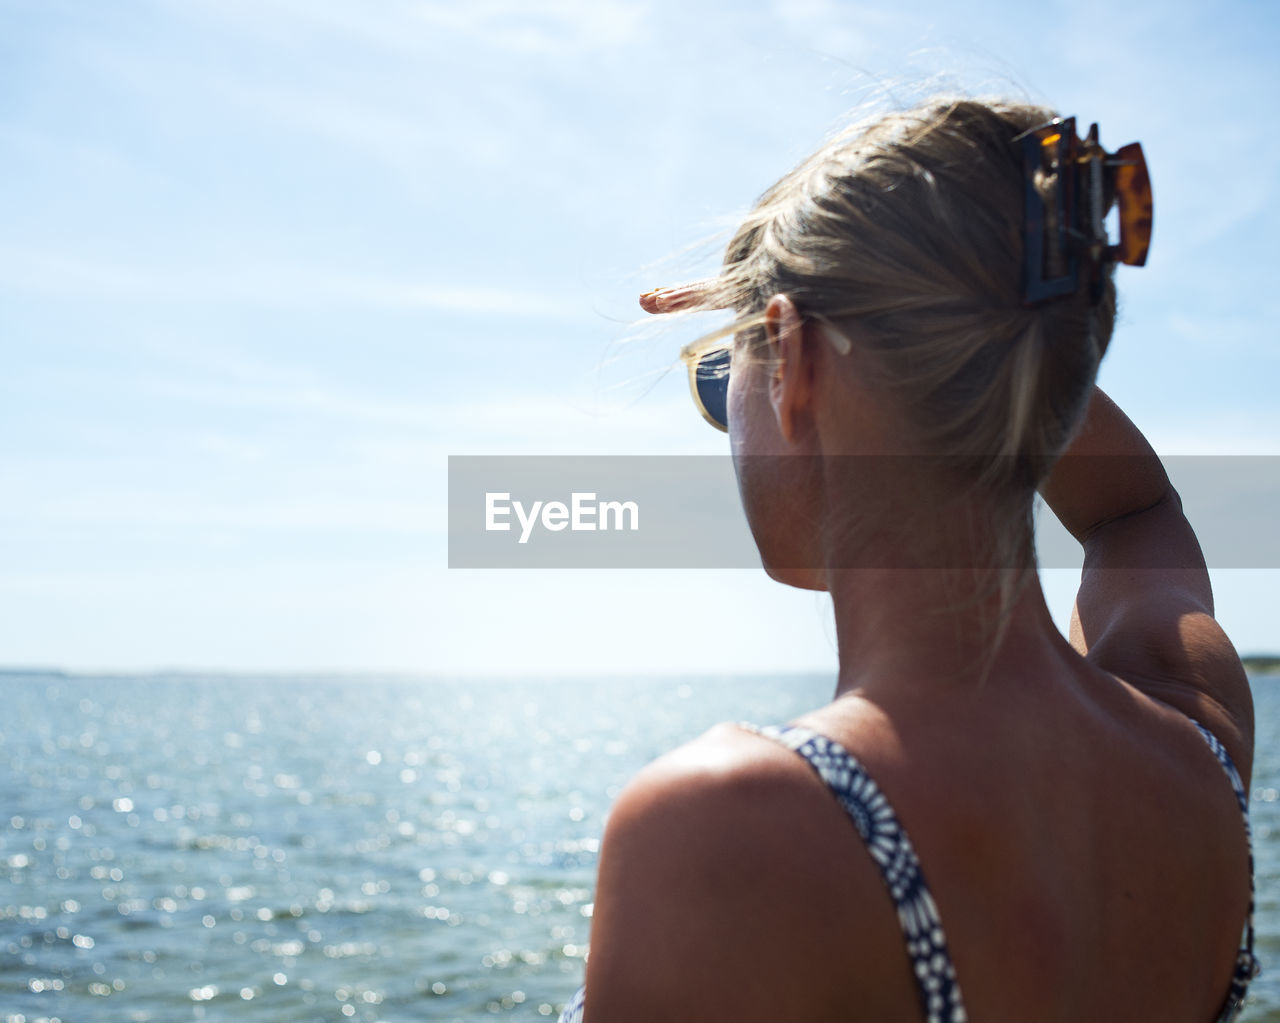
left=114, top=371, right=713, bottom=453
left=767, top=0, right=891, bottom=64
left=161, top=0, right=651, bottom=57
left=3, top=487, right=442, bottom=535
left=407, top=0, right=652, bottom=55
left=212, top=77, right=447, bottom=174
left=1166, top=311, right=1280, bottom=357
left=0, top=246, right=589, bottom=320
left=0, top=124, right=136, bottom=178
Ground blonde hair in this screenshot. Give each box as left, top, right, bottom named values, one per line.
left=680, top=97, right=1121, bottom=660
left=691, top=97, right=1116, bottom=567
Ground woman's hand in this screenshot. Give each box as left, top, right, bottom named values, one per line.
left=638, top=279, right=720, bottom=315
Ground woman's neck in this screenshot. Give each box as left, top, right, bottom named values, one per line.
left=826, top=562, right=1066, bottom=702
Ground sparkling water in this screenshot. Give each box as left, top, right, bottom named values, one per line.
left=2, top=672, right=1277, bottom=1021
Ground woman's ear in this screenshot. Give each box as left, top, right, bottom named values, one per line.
left=762, top=294, right=813, bottom=443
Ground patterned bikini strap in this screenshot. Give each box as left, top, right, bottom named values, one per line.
left=741, top=723, right=969, bottom=1023
left=1188, top=720, right=1262, bottom=1022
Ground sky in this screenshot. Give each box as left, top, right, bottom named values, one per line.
left=2, top=0, right=1278, bottom=676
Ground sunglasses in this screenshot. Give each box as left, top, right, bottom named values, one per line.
left=674, top=315, right=851, bottom=433
left=679, top=336, right=732, bottom=432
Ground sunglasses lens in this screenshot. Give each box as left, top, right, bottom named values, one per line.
left=694, top=348, right=730, bottom=431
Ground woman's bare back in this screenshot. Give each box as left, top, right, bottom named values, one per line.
left=769, top=656, right=1254, bottom=1022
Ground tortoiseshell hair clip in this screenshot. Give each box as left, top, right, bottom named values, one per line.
left=1014, top=116, right=1153, bottom=305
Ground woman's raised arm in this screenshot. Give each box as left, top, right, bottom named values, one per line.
left=1040, top=387, right=1254, bottom=781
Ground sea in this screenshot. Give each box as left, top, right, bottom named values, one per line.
left=2, top=671, right=1278, bottom=1022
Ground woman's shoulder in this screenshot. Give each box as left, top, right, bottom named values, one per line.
left=617, top=721, right=812, bottom=803
left=580, top=722, right=913, bottom=1021
left=1097, top=609, right=1254, bottom=786
left=600, top=722, right=840, bottom=879
left=603, top=719, right=898, bottom=867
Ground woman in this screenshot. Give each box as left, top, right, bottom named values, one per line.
left=560, top=98, right=1257, bottom=1022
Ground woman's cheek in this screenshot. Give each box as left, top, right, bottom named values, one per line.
left=728, top=359, right=780, bottom=458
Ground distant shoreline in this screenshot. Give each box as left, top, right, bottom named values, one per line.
left=4, top=657, right=1280, bottom=678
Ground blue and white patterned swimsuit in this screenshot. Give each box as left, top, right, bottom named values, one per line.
left=740, top=725, right=966, bottom=1023
left=557, top=719, right=1258, bottom=1022
left=1189, top=721, right=1262, bottom=1022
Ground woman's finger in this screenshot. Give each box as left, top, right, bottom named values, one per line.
left=638, top=278, right=723, bottom=314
